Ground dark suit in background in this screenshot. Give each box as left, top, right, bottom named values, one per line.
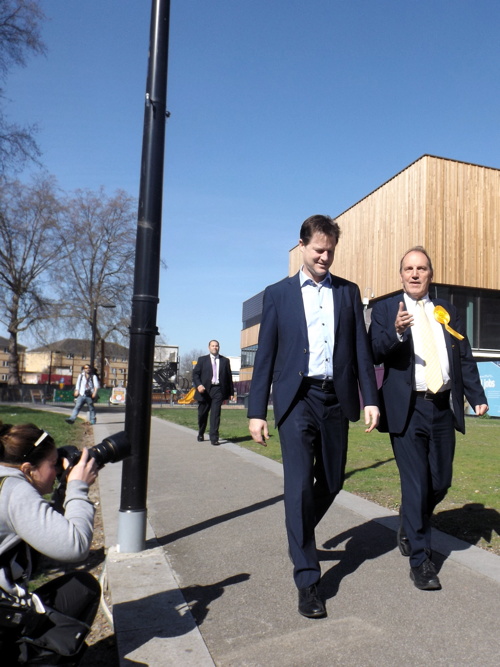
left=193, top=340, right=234, bottom=445
left=248, top=215, right=379, bottom=618
left=369, top=247, right=488, bottom=590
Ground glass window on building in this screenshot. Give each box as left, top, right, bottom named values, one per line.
left=478, top=293, right=500, bottom=350
left=241, top=345, right=258, bottom=368
left=433, top=285, right=500, bottom=352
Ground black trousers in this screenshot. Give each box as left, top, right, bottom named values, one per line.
left=197, top=386, right=224, bottom=442
left=391, top=392, right=455, bottom=568
left=278, top=381, right=349, bottom=589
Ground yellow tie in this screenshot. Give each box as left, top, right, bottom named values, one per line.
left=417, top=300, right=443, bottom=394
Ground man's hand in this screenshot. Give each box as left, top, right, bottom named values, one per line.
left=395, top=301, right=413, bottom=336
left=364, top=405, right=380, bottom=432
left=474, top=404, right=489, bottom=416
left=249, top=418, right=269, bottom=446
left=197, top=384, right=205, bottom=394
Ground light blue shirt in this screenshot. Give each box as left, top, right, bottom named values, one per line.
left=300, top=268, right=335, bottom=379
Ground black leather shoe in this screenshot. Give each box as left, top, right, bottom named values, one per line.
left=197, top=435, right=204, bottom=442
left=211, top=440, right=220, bottom=446
left=65, top=418, right=74, bottom=424
left=397, top=524, right=411, bottom=557
left=410, top=559, right=441, bottom=590
left=298, top=584, right=326, bottom=618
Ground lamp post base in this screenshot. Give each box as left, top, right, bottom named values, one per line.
left=117, top=509, right=147, bottom=553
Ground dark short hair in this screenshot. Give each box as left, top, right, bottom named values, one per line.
left=399, top=246, right=434, bottom=274
left=208, top=340, right=219, bottom=347
left=299, top=215, right=341, bottom=245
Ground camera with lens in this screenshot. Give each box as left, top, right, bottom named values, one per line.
left=57, top=430, right=130, bottom=473
left=52, top=431, right=130, bottom=512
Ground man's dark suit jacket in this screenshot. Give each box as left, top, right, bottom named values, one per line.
left=369, top=293, right=487, bottom=434
left=247, top=272, right=379, bottom=427
left=193, top=354, right=234, bottom=402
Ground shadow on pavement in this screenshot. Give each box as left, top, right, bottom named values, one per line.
left=113, top=573, right=250, bottom=655
left=156, top=494, right=284, bottom=547
left=432, top=503, right=500, bottom=550
left=320, top=518, right=396, bottom=599
left=181, top=573, right=250, bottom=625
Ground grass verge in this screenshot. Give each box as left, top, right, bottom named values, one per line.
left=153, top=406, right=500, bottom=554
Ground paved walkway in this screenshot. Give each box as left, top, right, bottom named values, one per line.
left=25, top=404, right=500, bottom=665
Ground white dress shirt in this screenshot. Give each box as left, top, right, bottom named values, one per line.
left=300, top=268, right=335, bottom=379
left=403, top=293, right=450, bottom=391
left=210, top=355, right=219, bottom=384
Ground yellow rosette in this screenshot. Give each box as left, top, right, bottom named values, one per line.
left=434, top=305, right=464, bottom=340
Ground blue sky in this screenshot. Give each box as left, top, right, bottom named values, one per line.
left=5, top=0, right=500, bottom=358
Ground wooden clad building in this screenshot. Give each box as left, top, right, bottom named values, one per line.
left=241, top=154, right=500, bottom=380
left=289, top=154, right=500, bottom=295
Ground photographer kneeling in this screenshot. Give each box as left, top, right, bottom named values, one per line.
left=0, top=422, right=100, bottom=665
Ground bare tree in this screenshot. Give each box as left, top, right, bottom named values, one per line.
left=0, top=0, right=46, bottom=173
left=53, top=187, right=137, bottom=359
left=0, top=175, right=63, bottom=384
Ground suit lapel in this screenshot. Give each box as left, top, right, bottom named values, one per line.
left=329, top=274, right=343, bottom=338
left=288, top=273, right=308, bottom=341
left=432, top=298, right=455, bottom=361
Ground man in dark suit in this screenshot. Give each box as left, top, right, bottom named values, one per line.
left=193, top=340, right=234, bottom=445
left=369, top=246, right=488, bottom=591
left=248, top=215, right=379, bottom=619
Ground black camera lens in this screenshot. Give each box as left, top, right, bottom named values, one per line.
left=87, top=431, right=130, bottom=468
left=57, top=431, right=130, bottom=472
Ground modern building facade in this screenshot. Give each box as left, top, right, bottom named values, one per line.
left=240, top=155, right=500, bottom=380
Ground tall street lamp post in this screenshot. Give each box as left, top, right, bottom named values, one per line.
left=118, top=0, right=170, bottom=553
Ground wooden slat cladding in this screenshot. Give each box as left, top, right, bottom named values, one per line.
left=289, top=155, right=500, bottom=298
left=240, top=323, right=260, bottom=349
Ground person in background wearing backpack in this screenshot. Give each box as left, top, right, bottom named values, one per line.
left=66, top=365, right=100, bottom=425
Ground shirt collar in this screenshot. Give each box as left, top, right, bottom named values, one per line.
left=404, top=292, right=430, bottom=305
left=299, top=267, right=332, bottom=288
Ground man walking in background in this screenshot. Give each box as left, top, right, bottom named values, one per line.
left=66, top=364, right=100, bottom=425
left=369, top=246, right=488, bottom=591
left=248, top=214, right=379, bottom=618
left=193, top=340, right=234, bottom=445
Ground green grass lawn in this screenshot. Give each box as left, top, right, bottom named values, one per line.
left=0, top=405, right=87, bottom=448
left=153, top=406, right=500, bottom=554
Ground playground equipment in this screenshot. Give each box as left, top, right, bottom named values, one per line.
left=177, top=387, right=196, bottom=404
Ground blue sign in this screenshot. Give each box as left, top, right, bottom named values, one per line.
left=477, top=361, right=500, bottom=417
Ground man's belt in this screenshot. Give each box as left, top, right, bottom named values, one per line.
left=414, top=390, right=450, bottom=405
left=302, top=377, right=335, bottom=393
